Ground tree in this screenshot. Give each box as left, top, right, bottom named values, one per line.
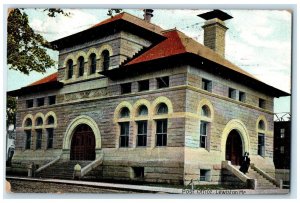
left=7, top=8, right=70, bottom=75
left=6, top=96, right=17, bottom=127
left=107, top=9, right=122, bottom=17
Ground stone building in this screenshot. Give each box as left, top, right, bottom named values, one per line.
left=8, top=10, right=289, bottom=187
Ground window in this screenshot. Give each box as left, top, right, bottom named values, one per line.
left=200, top=121, right=208, bottom=148
left=120, top=107, right=130, bottom=118
left=48, top=96, right=56, bottom=105
left=47, top=116, right=55, bottom=125
left=156, top=119, right=167, bottom=146
left=157, top=76, right=169, bottom=89
left=157, top=103, right=168, bottom=114
left=137, top=121, right=147, bottom=147
left=258, top=120, right=265, bottom=130
left=239, top=91, right=246, bottom=102
left=36, top=129, right=42, bottom=150
left=67, top=59, right=73, bottom=79
left=25, top=118, right=32, bottom=127
left=26, top=99, right=34, bottom=108
left=121, top=83, right=132, bottom=94
left=228, top=88, right=237, bottom=99
left=259, top=98, right=266, bottom=109
left=47, top=128, right=54, bottom=149
left=138, top=80, right=149, bottom=92
left=89, top=53, right=97, bottom=74
left=132, top=167, right=144, bottom=178
left=25, top=130, right=31, bottom=149
left=37, top=98, right=45, bottom=107
left=201, top=105, right=210, bottom=117
left=78, top=56, right=84, bottom=77
left=36, top=117, right=43, bottom=126
left=202, top=78, right=212, bottom=92
left=138, top=105, right=148, bottom=116
left=280, top=146, right=284, bottom=154
left=200, top=169, right=211, bottom=181
left=280, top=128, right=285, bottom=139
left=102, top=50, right=110, bottom=71
left=119, top=122, right=129, bottom=147
left=258, top=133, right=265, bottom=157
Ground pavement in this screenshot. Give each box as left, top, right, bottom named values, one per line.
left=6, top=176, right=290, bottom=195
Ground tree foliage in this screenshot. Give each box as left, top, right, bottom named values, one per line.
left=6, top=96, right=17, bottom=127
left=107, top=9, right=123, bottom=17
left=7, top=9, right=56, bottom=74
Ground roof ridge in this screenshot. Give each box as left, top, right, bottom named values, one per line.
left=28, top=72, right=58, bottom=87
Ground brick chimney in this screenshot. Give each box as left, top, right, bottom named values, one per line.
left=143, top=9, right=154, bottom=23
left=198, top=10, right=233, bottom=57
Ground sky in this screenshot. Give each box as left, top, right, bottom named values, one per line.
left=6, top=8, right=292, bottom=114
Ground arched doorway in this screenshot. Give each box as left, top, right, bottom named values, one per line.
left=225, top=130, right=243, bottom=165
left=70, top=124, right=95, bottom=160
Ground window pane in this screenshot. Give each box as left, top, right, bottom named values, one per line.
left=157, top=76, right=169, bottom=88
left=120, top=108, right=130, bottom=118
left=90, top=53, right=97, bottom=74
left=68, top=60, right=73, bottom=79
left=138, top=105, right=148, bottom=116
left=200, top=122, right=207, bottom=135
left=36, top=130, right=42, bottom=149
left=25, top=131, right=31, bottom=149
left=47, top=128, right=53, bottom=149
left=138, top=80, right=149, bottom=91
left=157, top=103, right=168, bottom=114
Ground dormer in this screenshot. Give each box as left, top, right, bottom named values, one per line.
left=51, top=12, right=165, bottom=84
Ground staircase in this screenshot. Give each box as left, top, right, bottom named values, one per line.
left=36, top=160, right=92, bottom=180
left=246, top=167, right=278, bottom=189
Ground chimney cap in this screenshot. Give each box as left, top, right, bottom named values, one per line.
left=198, top=9, right=233, bottom=21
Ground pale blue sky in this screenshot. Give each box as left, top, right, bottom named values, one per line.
left=6, top=9, right=291, bottom=114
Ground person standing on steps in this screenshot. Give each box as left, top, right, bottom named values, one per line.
left=239, top=152, right=250, bottom=174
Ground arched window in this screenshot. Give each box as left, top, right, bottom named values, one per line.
left=257, top=120, right=266, bottom=157
left=101, top=50, right=110, bottom=71
left=258, top=120, right=265, bottom=130
left=36, top=117, right=43, bottom=126
left=78, top=56, right=84, bottom=77
left=157, top=103, right=168, bottom=114
left=199, top=104, right=212, bottom=149
left=25, top=118, right=32, bottom=127
left=138, top=105, right=148, bottom=116
left=120, top=107, right=130, bottom=118
left=201, top=105, right=210, bottom=117
left=47, top=116, right=55, bottom=125
left=136, top=105, right=148, bottom=147
left=89, top=53, right=97, bottom=74
left=67, top=59, right=73, bottom=79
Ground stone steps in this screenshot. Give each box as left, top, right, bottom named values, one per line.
left=246, top=168, right=278, bottom=189
left=36, top=160, right=92, bottom=180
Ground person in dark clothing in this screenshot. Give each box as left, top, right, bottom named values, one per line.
left=239, top=152, right=250, bottom=174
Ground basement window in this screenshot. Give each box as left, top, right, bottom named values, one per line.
left=121, top=83, right=132, bottom=94
left=259, top=98, right=266, bottom=109
left=228, top=88, right=237, bottom=100
left=26, top=99, right=34, bottom=108
left=200, top=169, right=211, bottom=181
left=132, top=167, right=144, bottom=178
left=157, top=76, right=169, bottom=89
left=138, top=80, right=149, bottom=92
left=202, top=78, right=212, bottom=92
left=37, top=97, right=45, bottom=107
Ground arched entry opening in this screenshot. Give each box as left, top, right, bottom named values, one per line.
left=70, top=124, right=95, bottom=160
left=225, top=130, right=243, bottom=165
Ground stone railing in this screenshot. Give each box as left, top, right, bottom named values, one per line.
left=35, top=155, right=61, bottom=174
left=250, top=163, right=283, bottom=188
left=80, top=154, right=104, bottom=178
left=222, top=161, right=257, bottom=189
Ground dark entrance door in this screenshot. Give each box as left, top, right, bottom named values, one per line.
left=225, top=130, right=243, bottom=165
left=70, top=124, right=95, bottom=160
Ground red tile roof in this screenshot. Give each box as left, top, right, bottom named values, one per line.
left=28, top=72, right=58, bottom=87
left=125, top=29, right=257, bottom=80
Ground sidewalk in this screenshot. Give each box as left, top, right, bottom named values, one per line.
left=6, top=176, right=289, bottom=195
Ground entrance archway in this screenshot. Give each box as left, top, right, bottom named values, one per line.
left=225, top=130, right=243, bottom=165
left=70, top=124, right=95, bottom=160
